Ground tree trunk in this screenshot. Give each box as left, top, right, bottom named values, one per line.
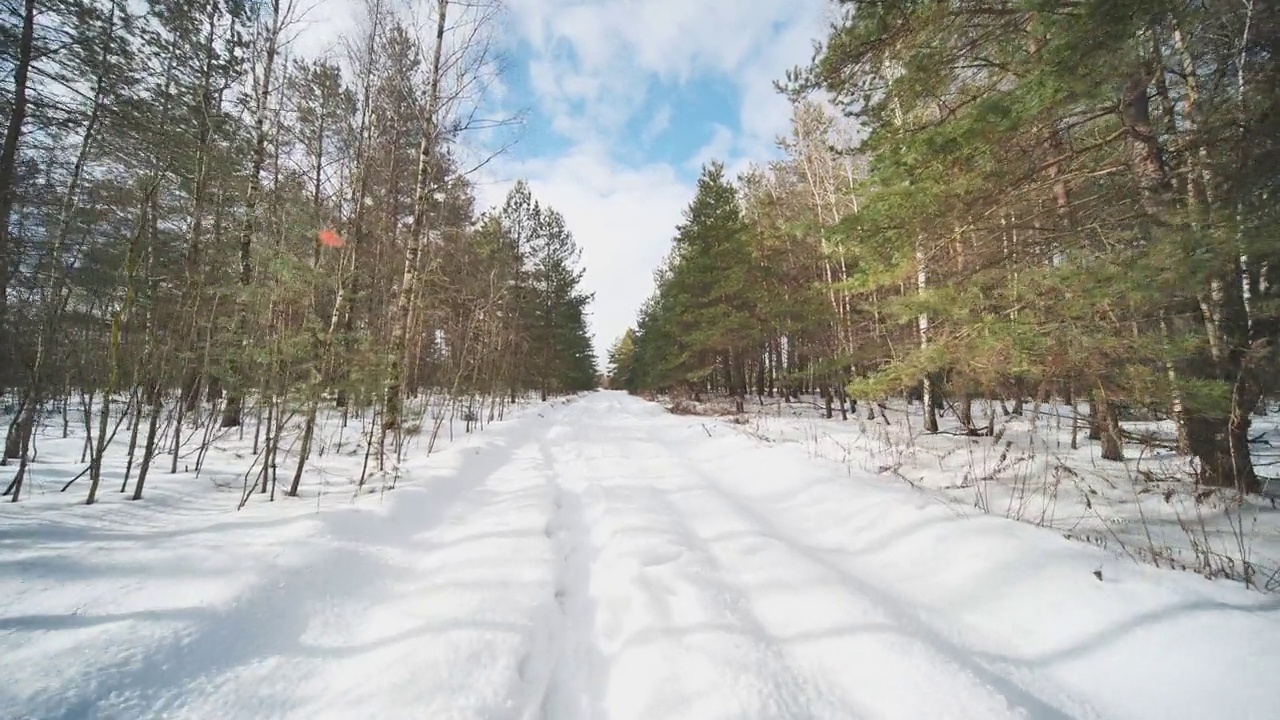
left=1120, top=73, right=1174, bottom=218
left=1185, top=408, right=1257, bottom=492
left=1092, top=393, right=1124, bottom=461
left=386, top=0, right=449, bottom=431
left=223, top=0, right=285, bottom=428
left=131, top=384, right=164, bottom=501
left=916, top=239, right=938, bottom=433
left=4, top=395, right=27, bottom=461
left=0, top=0, right=36, bottom=359
left=957, top=394, right=974, bottom=433
left=290, top=396, right=318, bottom=497
left=90, top=179, right=148, bottom=505
left=922, top=377, right=939, bottom=433
left=121, top=389, right=143, bottom=492
left=4, top=403, right=36, bottom=501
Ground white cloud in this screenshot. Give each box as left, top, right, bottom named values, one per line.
left=686, top=123, right=735, bottom=172
left=504, top=0, right=826, bottom=150
left=734, top=10, right=830, bottom=156
left=643, top=104, right=672, bottom=142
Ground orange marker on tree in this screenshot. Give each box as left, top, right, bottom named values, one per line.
left=318, top=228, right=345, bottom=248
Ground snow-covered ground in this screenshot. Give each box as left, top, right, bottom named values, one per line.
left=674, top=394, right=1280, bottom=591
left=3, top=392, right=1279, bottom=719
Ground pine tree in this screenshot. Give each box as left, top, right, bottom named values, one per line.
left=628, top=163, right=775, bottom=409
left=608, top=329, right=636, bottom=390
left=776, top=0, right=1279, bottom=485
left=484, top=182, right=598, bottom=399
left=621, top=0, right=1278, bottom=491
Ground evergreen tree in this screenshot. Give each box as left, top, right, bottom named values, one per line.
left=624, top=0, right=1279, bottom=489
left=489, top=181, right=598, bottom=399
left=607, top=329, right=636, bottom=390
left=791, top=0, right=1280, bottom=487
left=629, top=163, right=793, bottom=410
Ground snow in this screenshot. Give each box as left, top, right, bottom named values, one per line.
left=682, top=394, right=1280, bottom=590
left=3, top=392, right=1280, bottom=719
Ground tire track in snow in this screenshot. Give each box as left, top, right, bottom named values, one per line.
left=621, top=482, right=851, bottom=718
left=512, top=418, right=608, bottom=720
left=664, top=426, right=1098, bottom=720
left=547, top=393, right=1093, bottom=719
left=539, top=480, right=597, bottom=719
left=544, top=397, right=856, bottom=720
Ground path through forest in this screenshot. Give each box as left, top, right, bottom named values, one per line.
left=2, top=393, right=1278, bottom=719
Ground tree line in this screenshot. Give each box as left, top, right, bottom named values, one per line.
left=0, top=0, right=596, bottom=503
left=610, top=0, right=1278, bottom=492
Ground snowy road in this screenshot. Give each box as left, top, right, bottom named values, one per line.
left=3, top=392, right=1279, bottom=719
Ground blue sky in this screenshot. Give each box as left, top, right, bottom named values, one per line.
left=480, top=0, right=831, bottom=364
left=304, top=0, right=831, bottom=363
left=498, top=47, right=743, bottom=174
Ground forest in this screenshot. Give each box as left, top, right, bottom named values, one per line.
left=3, top=2, right=1280, bottom=715
left=0, top=0, right=598, bottom=503
left=610, top=0, right=1278, bottom=494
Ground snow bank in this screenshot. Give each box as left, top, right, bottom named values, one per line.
left=679, top=394, right=1280, bottom=590
left=685, top=416, right=1280, bottom=719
